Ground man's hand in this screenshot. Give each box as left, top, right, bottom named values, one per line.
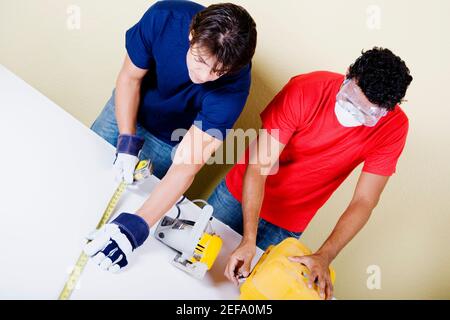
left=113, top=134, right=144, bottom=184
left=114, top=153, right=139, bottom=184
left=289, top=253, right=333, bottom=300
left=225, top=240, right=256, bottom=285
left=84, top=213, right=150, bottom=272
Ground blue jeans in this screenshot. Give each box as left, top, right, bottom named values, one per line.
left=208, top=179, right=302, bottom=251
left=90, top=89, right=174, bottom=179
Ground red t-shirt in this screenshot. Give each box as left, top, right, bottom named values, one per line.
left=225, top=71, right=409, bottom=232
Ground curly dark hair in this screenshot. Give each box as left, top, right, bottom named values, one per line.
left=347, top=47, right=413, bottom=111
left=189, top=3, right=257, bottom=76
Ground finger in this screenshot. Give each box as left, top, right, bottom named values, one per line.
left=227, top=256, right=239, bottom=278
left=224, top=261, right=233, bottom=281
left=99, top=255, right=114, bottom=270
left=98, top=241, right=119, bottom=270
left=225, top=257, right=240, bottom=285
left=239, top=259, right=252, bottom=278
left=289, top=256, right=313, bottom=283
left=106, top=248, right=125, bottom=273
left=113, top=160, right=124, bottom=182
left=86, top=229, right=100, bottom=241
left=109, top=264, right=121, bottom=273
left=92, top=251, right=106, bottom=266
left=288, top=256, right=305, bottom=263
left=318, top=274, right=326, bottom=299
left=289, top=256, right=311, bottom=270
left=113, top=156, right=121, bottom=169
left=108, top=253, right=124, bottom=271
left=227, top=259, right=240, bottom=285
left=123, top=167, right=134, bottom=184
left=109, top=256, right=128, bottom=273
left=84, top=231, right=111, bottom=257
left=326, top=279, right=334, bottom=300
left=307, top=271, right=317, bottom=289
left=124, top=158, right=138, bottom=184
left=101, top=246, right=125, bottom=271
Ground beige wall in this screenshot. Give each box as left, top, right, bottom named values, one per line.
left=1, top=0, right=449, bottom=299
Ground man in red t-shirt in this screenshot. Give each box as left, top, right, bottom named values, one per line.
left=207, top=47, right=413, bottom=298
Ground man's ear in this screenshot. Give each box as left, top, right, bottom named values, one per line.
left=188, top=32, right=193, bottom=42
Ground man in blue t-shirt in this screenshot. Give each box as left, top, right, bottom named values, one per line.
left=87, top=1, right=257, bottom=272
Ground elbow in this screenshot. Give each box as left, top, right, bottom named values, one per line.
left=351, top=197, right=379, bottom=211
left=168, top=162, right=200, bottom=182
left=246, top=163, right=269, bottom=178
left=116, top=70, right=142, bottom=87
left=244, top=163, right=270, bottom=185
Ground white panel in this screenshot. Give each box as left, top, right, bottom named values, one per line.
left=0, top=65, right=262, bottom=299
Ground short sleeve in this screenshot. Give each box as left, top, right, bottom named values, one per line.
left=260, top=80, right=303, bottom=145
left=363, top=117, right=409, bottom=176
left=125, top=4, right=163, bottom=69
left=194, top=89, right=249, bottom=140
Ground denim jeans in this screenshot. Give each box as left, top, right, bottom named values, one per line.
left=208, top=179, right=302, bottom=251
left=90, top=89, right=175, bottom=179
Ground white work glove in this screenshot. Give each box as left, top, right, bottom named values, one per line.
left=113, top=153, right=139, bottom=184
left=84, top=213, right=150, bottom=273
left=113, top=134, right=144, bottom=184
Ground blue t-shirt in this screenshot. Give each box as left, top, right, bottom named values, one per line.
left=125, top=0, right=252, bottom=146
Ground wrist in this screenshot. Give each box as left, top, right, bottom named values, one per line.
left=316, top=248, right=335, bottom=264
left=116, top=134, right=144, bottom=157
left=112, top=212, right=150, bottom=250
left=241, top=234, right=257, bottom=246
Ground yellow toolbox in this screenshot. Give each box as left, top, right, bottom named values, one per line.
left=240, top=238, right=336, bottom=300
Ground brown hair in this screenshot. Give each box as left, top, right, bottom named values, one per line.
left=189, top=3, right=257, bottom=75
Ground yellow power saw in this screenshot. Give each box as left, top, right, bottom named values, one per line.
left=155, top=199, right=222, bottom=279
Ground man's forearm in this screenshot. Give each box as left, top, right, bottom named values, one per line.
left=316, top=200, right=375, bottom=263
left=115, top=75, right=141, bottom=135
left=241, top=165, right=267, bottom=243
left=136, top=164, right=196, bottom=227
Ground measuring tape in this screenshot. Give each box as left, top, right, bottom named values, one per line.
left=58, top=160, right=152, bottom=300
